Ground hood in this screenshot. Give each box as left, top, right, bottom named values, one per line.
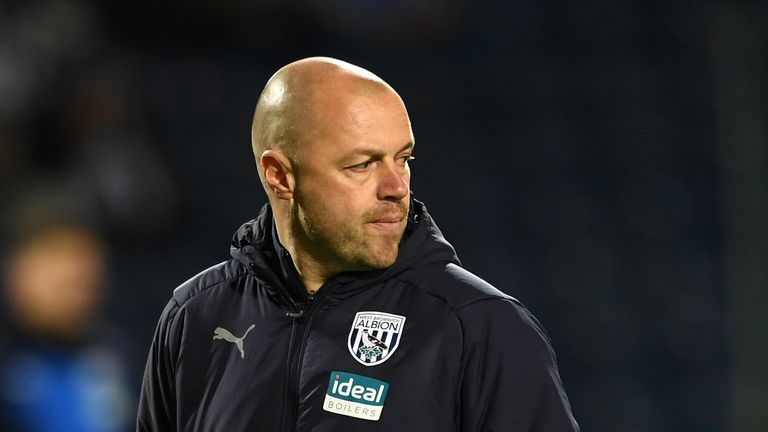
left=229, top=199, right=460, bottom=296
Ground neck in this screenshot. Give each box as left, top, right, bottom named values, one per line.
left=289, top=253, right=328, bottom=293
left=273, top=212, right=332, bottom=293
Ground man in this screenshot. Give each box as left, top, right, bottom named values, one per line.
left=137, top=57, right=579, bottom=431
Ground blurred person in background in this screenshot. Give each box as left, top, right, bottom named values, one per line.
left=0, top=212, right=134, bottom=432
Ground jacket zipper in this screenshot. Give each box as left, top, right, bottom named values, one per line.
left=280, top=289, right=301, bottom=432
left=280, top=288, right=324, bottom=432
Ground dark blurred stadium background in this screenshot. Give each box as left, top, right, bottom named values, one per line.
left=1, top=0, right=766, bottom=431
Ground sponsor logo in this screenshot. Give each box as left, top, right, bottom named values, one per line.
left=323, top=371, right=389, bottom=421
left=212, top=324, right=255, bottom=359
left=348, top=311, right=406, bottom=366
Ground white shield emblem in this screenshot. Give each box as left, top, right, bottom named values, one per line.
left=347, top=311, right=406, bottom=366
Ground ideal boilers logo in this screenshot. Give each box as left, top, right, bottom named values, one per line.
left=323, top=371, right=390, bottom=421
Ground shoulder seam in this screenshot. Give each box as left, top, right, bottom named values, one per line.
left=396, top=277, right=454, bottom=309
left=454, top=295, right=520, bottom=312
left=393, top=263, right=517, bottom=314
left=395, top=276, right=512, bottom=315
left=174, top=265, right=250, bottom=307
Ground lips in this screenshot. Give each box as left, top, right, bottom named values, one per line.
left=367, top=205, right=407, bottom=230
left=371, top=216, right=404, bottom=224
left=367, top=213, right=406, bottom=232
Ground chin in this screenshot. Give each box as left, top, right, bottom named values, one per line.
left=364, top=246, right=400, bottom=269
left=342, top=236, right=401, bottom=270
left=365, top=259, right=395, bottom=270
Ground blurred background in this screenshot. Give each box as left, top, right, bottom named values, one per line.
left=0, top=0, right=766, bottom=431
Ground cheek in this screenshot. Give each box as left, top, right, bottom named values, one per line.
left=299, top=173, right=370, bottom=219
left=317, top=191, right=367, bottom=224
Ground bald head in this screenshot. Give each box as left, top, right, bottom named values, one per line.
left=251, top=57, right=398, bottom=186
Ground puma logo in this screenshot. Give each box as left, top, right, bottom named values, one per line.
left=212, top=324, right=256, bottom=359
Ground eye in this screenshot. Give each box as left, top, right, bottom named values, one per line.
left=347, top=160, right=375, bottom=172
left=398, top=155, right=415, bottom=166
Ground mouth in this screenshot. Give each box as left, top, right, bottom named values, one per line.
left=372, top=216, right=403, bottom=224
left=367, top=215, right=406, bottom=231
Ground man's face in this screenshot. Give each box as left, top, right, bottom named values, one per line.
left=290, top=87, right=414, bottom=273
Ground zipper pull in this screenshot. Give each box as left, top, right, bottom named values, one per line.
left=285, top=290, right=318, bottom=319
left=285, top=310, right=304, bottom=319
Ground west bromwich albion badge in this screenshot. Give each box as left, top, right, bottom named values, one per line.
left=348, top=311, right=406, bottom=366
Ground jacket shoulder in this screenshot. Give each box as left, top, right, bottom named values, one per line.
left=410, top=263, right=520, bottom=310
left=171, top=259, right=249, bottom=307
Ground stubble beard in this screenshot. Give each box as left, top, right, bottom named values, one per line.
left=292, top=197, right=409, bottom=273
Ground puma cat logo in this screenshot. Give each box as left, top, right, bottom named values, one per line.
left=212, top=324, right=256, bottom=359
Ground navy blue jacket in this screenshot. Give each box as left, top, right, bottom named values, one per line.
left=137, top=200, right=579, bottom=431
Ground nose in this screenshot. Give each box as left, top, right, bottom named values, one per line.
left=377, top=160, right=409, bottom=202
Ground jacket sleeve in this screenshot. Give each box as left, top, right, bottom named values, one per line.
left=456, top=298, right=579, bottom=432
left=136, top=299, right=182, bottom=432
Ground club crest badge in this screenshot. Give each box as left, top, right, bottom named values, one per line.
left=348, top=311, right=406, bottom=366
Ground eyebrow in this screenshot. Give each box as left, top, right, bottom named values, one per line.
left=345, top=141, right=415, bottom=159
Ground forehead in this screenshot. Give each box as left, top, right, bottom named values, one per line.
left=347, top=103, right=408, bottom=126
left=308, top=89, right=412, bottom=151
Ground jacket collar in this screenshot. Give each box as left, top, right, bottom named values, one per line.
left=230, top=199, right=460, bottom=300
left=270, top=220, right=308, bottom=298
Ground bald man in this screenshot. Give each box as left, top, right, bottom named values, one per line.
left=137, top=58, right=579, bottom=431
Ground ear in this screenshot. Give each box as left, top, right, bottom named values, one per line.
left=260, top=149, right=295, bottom=200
